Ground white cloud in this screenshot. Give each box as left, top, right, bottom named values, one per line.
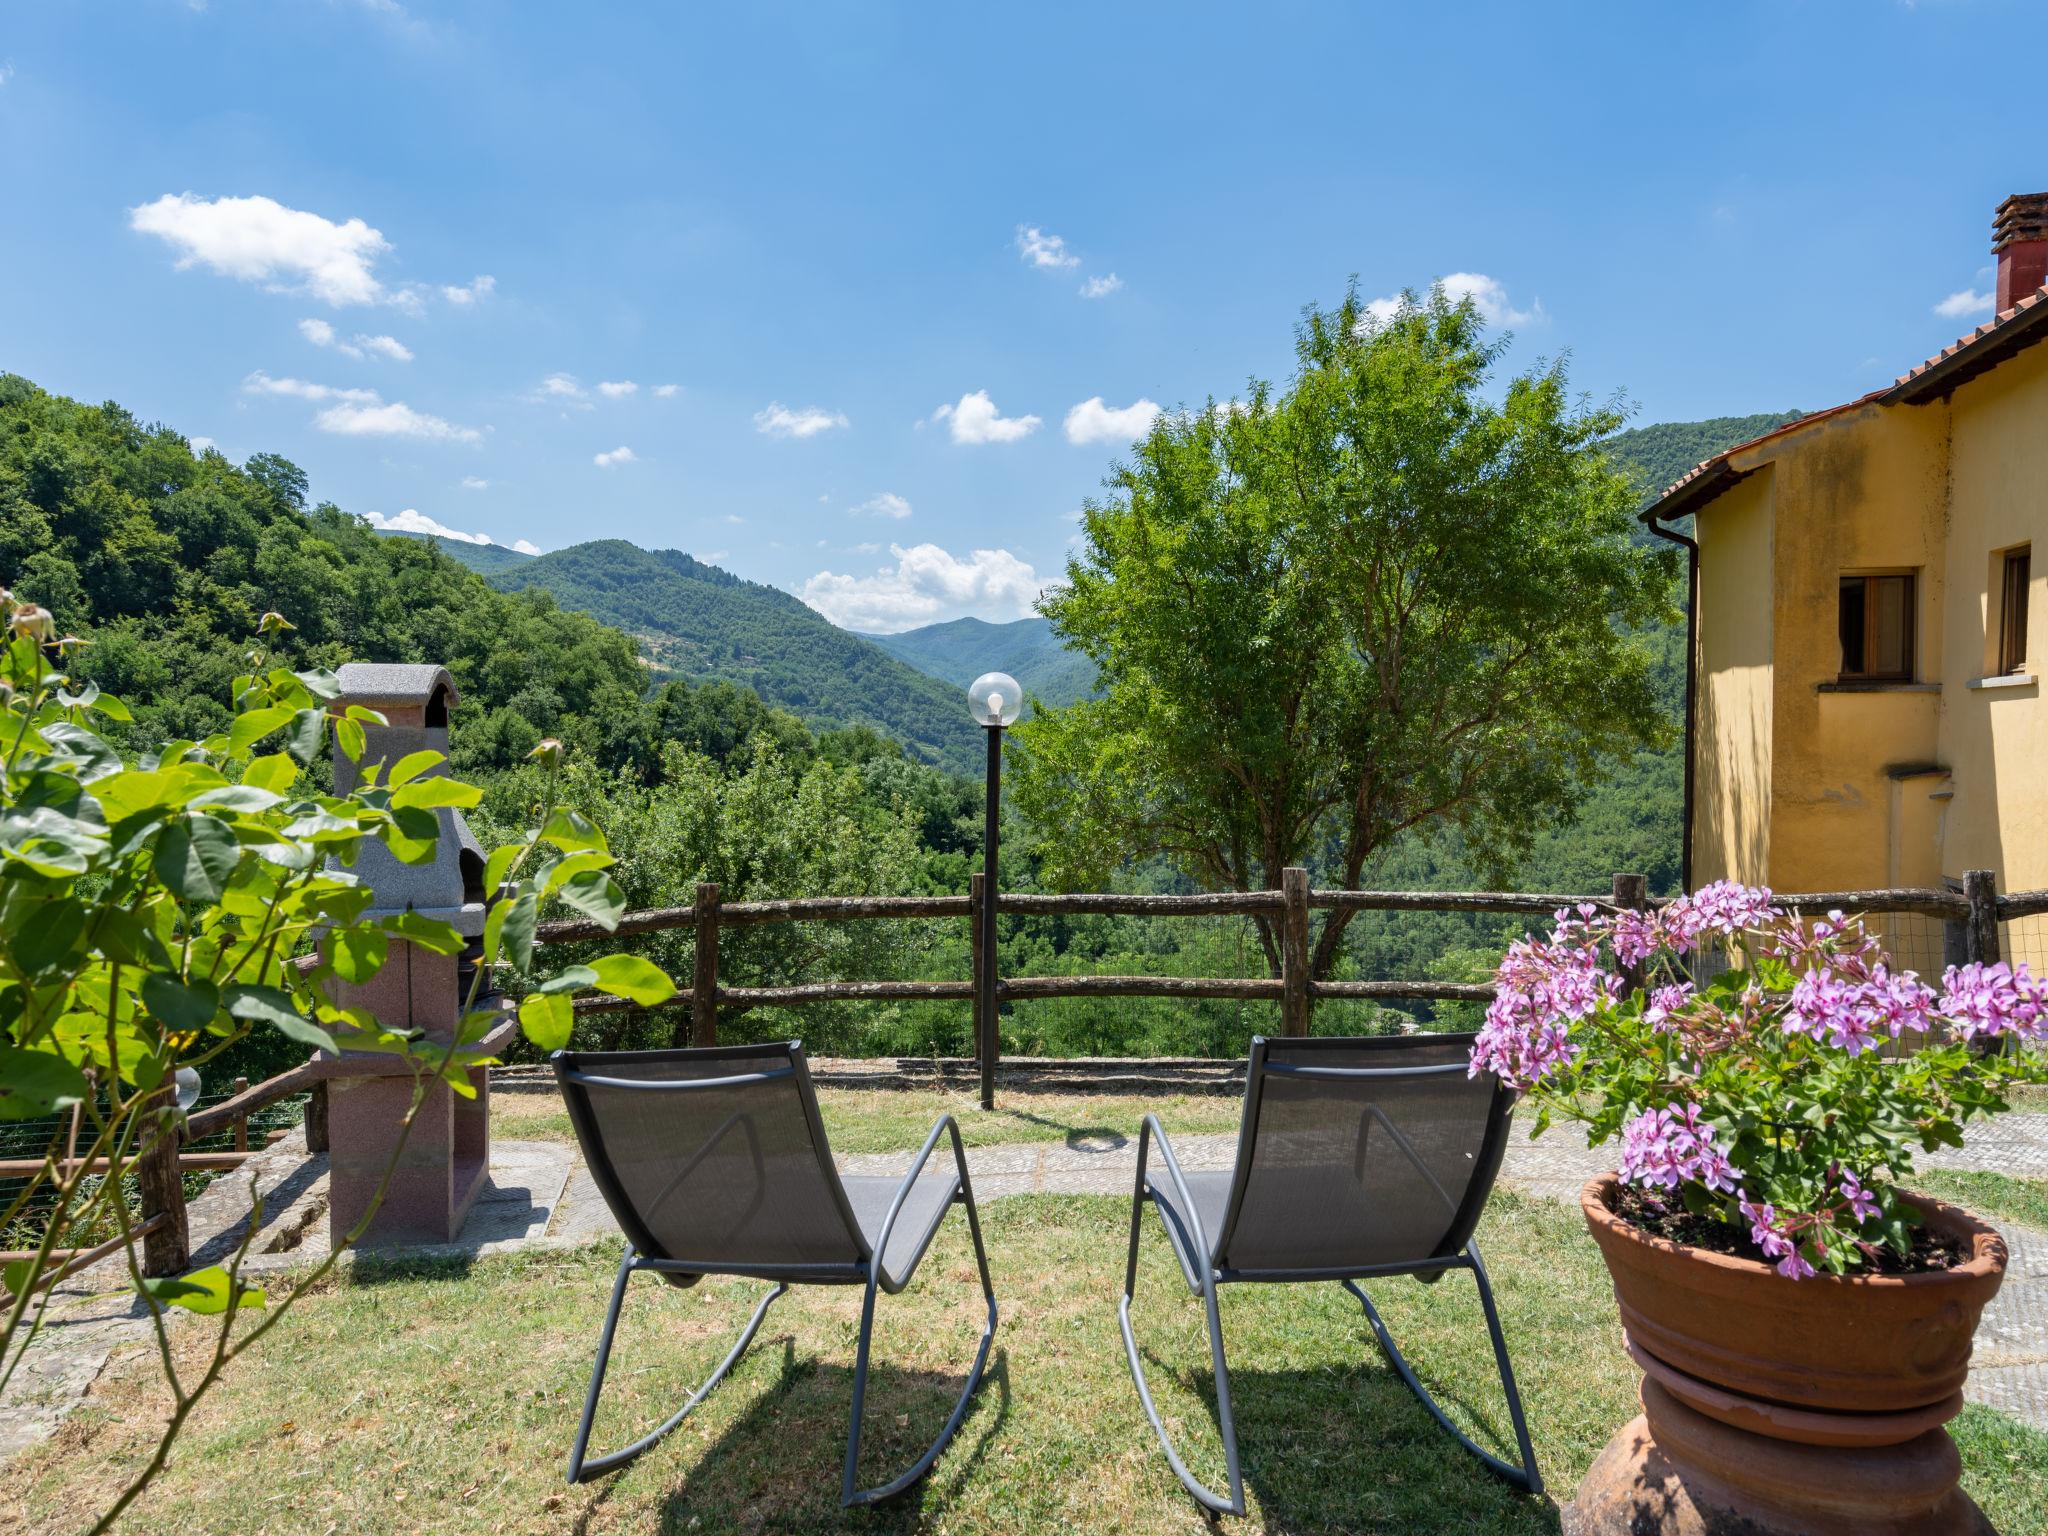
left=696, top=550, right=730, bottom=565
left=511, top=538, right=542, bottom=556
left=1064, top=395, right=1161, bottom=446
left=1934, top=288, right=1995, bottom=319
left=0, top=64, right=13, bottom=88
left=441, top=274, right=495, bottom=305
left=315, top=400, right=484, bottom=444
left=1080, top=273, right=1123, bottom=299
left=461, top=476, right=490, bottom=491
left=189, top=436, right=216, bottom=453
left=1016, top=225, right=1079, bottom=270
left=801, top=543, right=1043, bottom=632
left=723, top=514, right=744, bottom=525
left=298, top=318, right=410, bottom=361
left=597, top=380, right=638, bottom=398
left=754, top=401, right=850, bottom=438
left=853, top=491, right=912, bottom=520
left=593, top=445, right=637, bottom=468
left=131, top=193, right=392, bottom=306
left=1363, top=272, right=1542, bottom=329
left=242, top=370, right=378, bottom=403
left=653, top=383, right=679, bottom=398
left=931, top=390, right=1040, bottom=445
left=361, top=508, right=494, bottom=544
left=540, top=373, right=585, bottom=398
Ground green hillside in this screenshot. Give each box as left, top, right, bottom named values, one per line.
left=385, top=530, right=537, bottom=578
left=1602, top=411, right=1802, bottom=504
left=0, top=373, right=650, bottom=770
left=489, top=540, right=985, bottom=773
left=864, top=616, right=1096, bottom=709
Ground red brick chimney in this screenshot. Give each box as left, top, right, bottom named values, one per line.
left=1993, top=193, right=2048, bottom=312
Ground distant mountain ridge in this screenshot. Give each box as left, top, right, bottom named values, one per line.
left=384, top=530, right=538, bottom=577
left=863, top=616, right=1096, bottom=709
left=485, top=539, right=986, bottom=773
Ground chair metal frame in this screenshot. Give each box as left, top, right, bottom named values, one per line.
left=554, top=1041, right=997, bottom=1505
left=1119, top=1034, right=1542, bottom=1515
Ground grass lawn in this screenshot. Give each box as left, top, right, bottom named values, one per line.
left=494, top=1085, right=1248, bottom=1157
left=5, top=1193, right=2043, bottom=1536
left=1917, top=1169, right=2048, bottom=1234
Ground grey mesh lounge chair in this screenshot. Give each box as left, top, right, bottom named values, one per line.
left=553, top=1040, right=997, bottom=1504
left=1121, top=1033, right=1541, bottom=1515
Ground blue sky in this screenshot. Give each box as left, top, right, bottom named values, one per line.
left=1, top=1, right=2041, bottom=631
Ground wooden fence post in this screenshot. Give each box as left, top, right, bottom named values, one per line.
left=1281, top=867, right=1311, bottom=1037
left=1612, top=872, right=1649, bottom=998
left=1963, top=870, right=2001, bottom=966
left=137, top=1088, right=190, bottom=1278
left=692, top=882, right=721, bottom=1049
left=969, top=872, right=985, bottom=1066
left=231, top=1077, right=250, bottom=1151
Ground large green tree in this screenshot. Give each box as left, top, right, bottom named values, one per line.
left=1012, top=285, right=1680, bottom=978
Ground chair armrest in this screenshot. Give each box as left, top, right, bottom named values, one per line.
left=871, top=1113, right=968, bottom=1284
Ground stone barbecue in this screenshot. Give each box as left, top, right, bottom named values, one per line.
left=316, top=663, right=514, bottom=1244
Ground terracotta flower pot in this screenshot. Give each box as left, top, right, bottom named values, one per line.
left=1565, top=1175, right=2009, bottom=1536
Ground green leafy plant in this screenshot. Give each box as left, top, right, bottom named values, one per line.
left=0, top=594, right=668, bottom=1533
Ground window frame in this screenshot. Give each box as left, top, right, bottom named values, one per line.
left=1837, top=570, right=1918, bottom=683
left=1998, top=545, right=2032, bottom=677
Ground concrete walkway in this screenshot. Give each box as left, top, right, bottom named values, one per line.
left=5, top=1111, right=2045, bottom=1463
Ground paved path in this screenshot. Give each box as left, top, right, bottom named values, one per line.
left=6, top=1113, right=2046, bottom=1463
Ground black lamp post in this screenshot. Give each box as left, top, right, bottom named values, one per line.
left=968, top=672, right=1020, bottom=1110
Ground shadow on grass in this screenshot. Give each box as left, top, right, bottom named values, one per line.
left=637, top=1343, right=1011, bottom=1533
left=1137, top=1322, right=1561, bottom=1534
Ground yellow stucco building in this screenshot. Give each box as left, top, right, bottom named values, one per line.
left=1643, top=194, right=2046, bottom=932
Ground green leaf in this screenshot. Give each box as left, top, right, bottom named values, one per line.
left=537, top=965, right=598, bottom=994
left=242, top=753, right=300, bottom=795
left=141, top=974, right=223, bottom=1034
left=327, top=926, right=389, bottom=984
left=485, top=890, right=537, bottom=972
left=221, top=985, right=338, bottom=1055
left=390, top=777, right=483, bottom=811
left=555, top=870, right=625, bottom=931
left=2, top=1258, right=36, bottom=1296
left=387, top=750, right=445, bottom=786
left=518, top=991, right=575, bottom=1053
left=333, top=715, right=366, bottom=764
left=190, top=785, right=284, bottom=813
left=0, top=1048, right=92, bottom=1121
left=228, top=705, right=296, bottom=752
left=588, top=954, right=675, bottom=1007
left=380, top=911, right=467, bottom=956
left=539, top=808, right=607, bottom=855
left=14, top=897, right=85, bottom=973
left=286, top=707, right=328, bottom=766
left=153, top=814, right=242, bottom=902
left=140, top=1266, right=264, bottom=1316
left=483, top=843, right=522, bottom=899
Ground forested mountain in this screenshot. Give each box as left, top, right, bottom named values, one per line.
left=864, top=616, right=1096, bottom=708
left=487, top=540, right=985, bottom=773
left=387, top=531, right=536, bottom=577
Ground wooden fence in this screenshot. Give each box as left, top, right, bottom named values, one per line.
left=97, top=868, right=2037, bottom=1275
